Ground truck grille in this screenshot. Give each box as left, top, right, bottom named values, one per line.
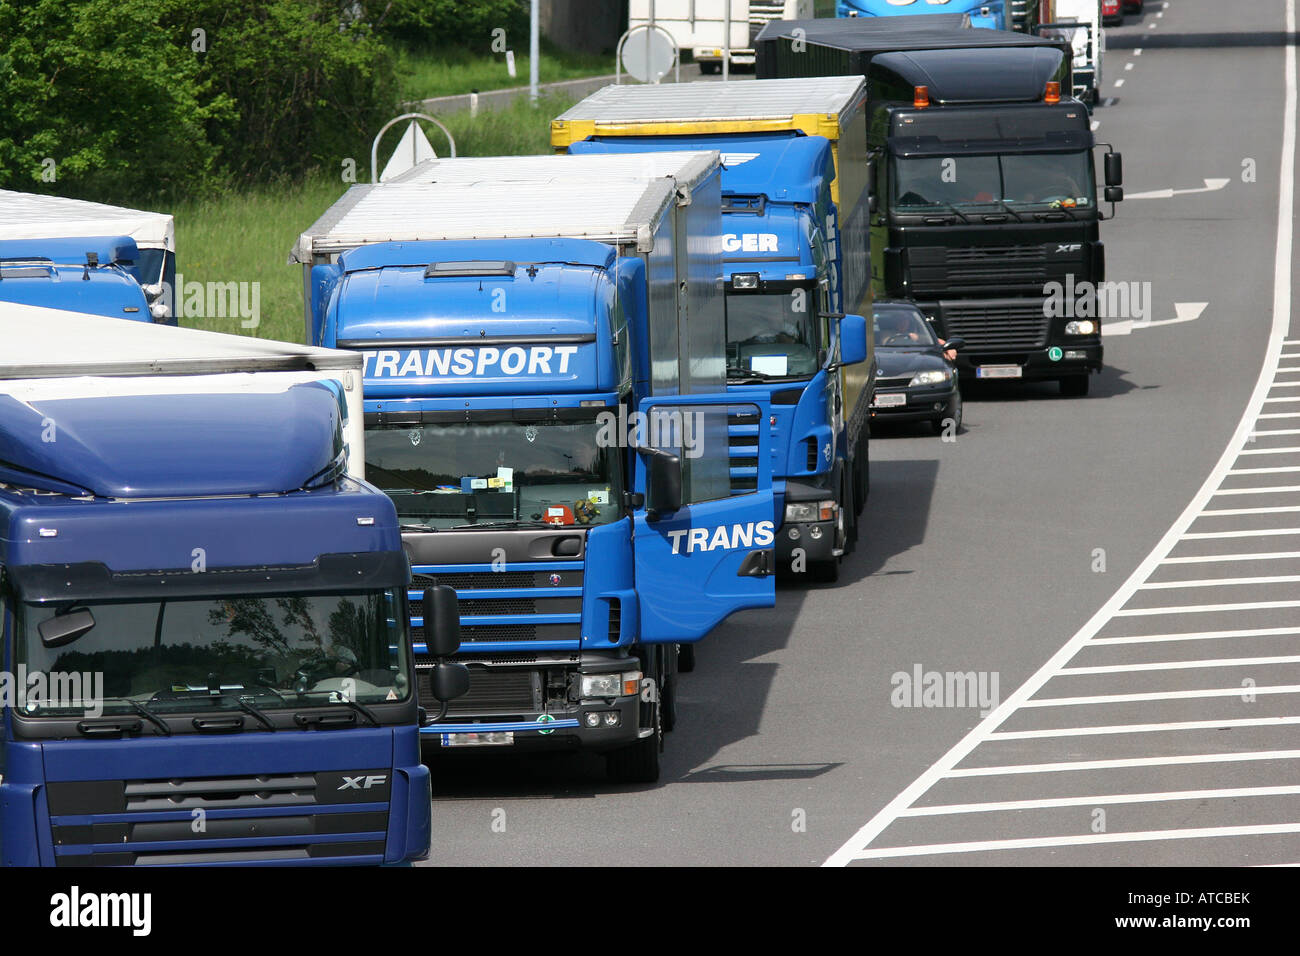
left=911, top=244, right=1048, bottom=296
left=46, top=772, right=389, bottom=866
left=420, top=665, right=541, bottom=716
left=942, top=301, right=1051, bottom=351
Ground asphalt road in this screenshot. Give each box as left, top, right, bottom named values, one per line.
left=420, top=0, right=1300, bottom=867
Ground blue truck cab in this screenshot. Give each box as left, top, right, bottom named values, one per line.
left=294, top=160, right=778, bottom=782
left=0, top=236, right=164, bottom=324
left=837, top=1, right=1004, bottom=29
left=0, top=370, right=438, bottom=866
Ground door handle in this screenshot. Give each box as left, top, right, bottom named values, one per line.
left=737, top=549, right=774, bottom=577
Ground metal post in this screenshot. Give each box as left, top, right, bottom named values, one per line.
left=648, top=0, right=656, bottom=83
left=723, top=0, right=730, bottom=82
left=529, top=0, right=539, bottom=103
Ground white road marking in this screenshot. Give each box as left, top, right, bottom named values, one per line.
left=1127, top=180, right=1228, bottom=200
left=1134, top=48, right=1143, bottom=56
left=1202, top=505, right=1300, bottom=516
left=1125, top=62, right=1135, bottom=71
left=852, top=824, right=1300, bottom=862
left=1227, top=465, right=1300, bottom=475
left=823, top=2, right=1299, bottom=865
left=1257, top=412, right=1300, bottom=418
left=1023, top=686, right=1300, bottom=708
left=1091, top=626, right=1300, bottom=646
left=1139, top=573, right=1300, bottom=589
left=899, top=784, right=1300, bottom=817
left=1115, top=78, right=1126, bottom=88
left=1162, top=550, right=1300, bottom=562
left=1059, top=655, right=1300, bottom=675
left=1182, top=527, right=1300, bottom=539
left=989, top=716, right=1300, bottom=739
left=1115, top=600, right=1300, bottom=617
left=1210, top=485, right=1300, bottom=495
left=1091, top=120, right=1101, bottom=131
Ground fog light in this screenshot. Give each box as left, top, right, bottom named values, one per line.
left=934, top=402, right=943, bottom=411
left=788, top=526, right=801, bottom=540
left=733, top=273, right=759, bottom=290
left=809, top=525, right=823, bottom=540
left=585, top=712, right=601, bottom=728
left=602, top=712, right=620, bottom=727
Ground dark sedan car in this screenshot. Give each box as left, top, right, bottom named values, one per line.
left=870, top=301, right=964, bottom=435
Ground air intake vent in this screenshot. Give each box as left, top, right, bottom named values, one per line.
left=608, top=598, right=621, bottom=643
left=806, top=438, right=819, bottom=472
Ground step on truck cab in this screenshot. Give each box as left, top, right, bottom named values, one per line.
left=551, top=77, right=873, bottom=582
left=0, top=190, right=175, bottom=322
left=0, top=236, right=154, bottom=323
left=292, top=153, right=778, bottom=782
left=758, top=18, right=1123, bottom=395
left=0, top=304, right=465, bottom=866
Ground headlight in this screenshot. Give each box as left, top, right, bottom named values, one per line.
left=909, top=369, right=951, bottom=387
left=785, top=500, right=836, bottom=523
left=580, top=672, right=640, bottom=698
left=1065, top=320, right=1097, bottom=335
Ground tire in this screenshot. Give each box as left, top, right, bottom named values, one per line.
left=699, top=61, right=720, bottom=75
left=677, top=642, right=695, bottom=673
left=1060, top=374, right=1091, bottom=397
left=932, top=388, right=962, bottom=435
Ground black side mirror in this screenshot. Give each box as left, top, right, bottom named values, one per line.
left=39, top=608, right=96, bottom=648
left=1104, top=152, right=1123, bottom=187
left=942, top=336, right=966, bottom=352
left=427, top=660, right=470, bottom=704
left=421, top=586, right=461, bottom=658
left=1105, top=185, right=1124, bottom=203
left=640, top=445, right=682, bottom=519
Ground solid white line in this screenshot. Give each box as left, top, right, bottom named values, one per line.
left=1250, top=428, right=1300, bottom=435
left=945, top=750, right=1300, bottom=779
left=1257, top=412, right=1300, bottom=418
left=1023, top=685, right=1300, bottom=708
left=1162, top=550, right=1300, bottom=563
left=899, top=784, right=1300, bottom=817
left=989, top=716, right=1300, bottom=740
left=821, top=2, right=1298, bottom=865
left=852, top=824, right=1300, bottom=861
left=1201, top=505, right=1300, bottom=515
left=1058, top=655, right=1300, bottom=675
left=1212, top=485, right=1300, bottom=495
left=1115, top=599, right=1300, bottom=617
left=1091, top=626, right=1300, bottom=645
left=1139, top=573, right=1300, bottom=589
left=1239, top=446, right=1300, bottom=455
left=1227, top=465, right=1300, bottom=475
left=1181, top=527, right=1300, bottom=539
left=1267, top=382, right=1300, bottom=388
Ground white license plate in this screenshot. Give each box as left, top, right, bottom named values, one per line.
left=872, top=392, right=907, bottom=408
left=441, top=731, right=514, bottom=747
left=976, top=365, right=1023, bottom=379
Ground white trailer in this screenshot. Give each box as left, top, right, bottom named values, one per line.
left=1038, top=0, right=1105, bottom=105
left=0, top=301, right=367, bottom=479
left=629, top=0, right=812, bottom=74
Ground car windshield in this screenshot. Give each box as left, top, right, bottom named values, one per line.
left=366, top=418, right=622, bottom=530
left=874, top=308, right=939, bottom=348
left=894, top=151, right=1095, bottom=209
left=726, top=290, right=820, bottom=379
left=16, top=590, right=409, bottom=716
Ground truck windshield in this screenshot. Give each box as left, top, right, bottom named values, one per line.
left=16, top=590, right=410, bottom=716
left=726, top=289, right=820, bottom=380
left=893, top=152, right=1095, bottom=209
left=366, top=418, right=622, bottom=530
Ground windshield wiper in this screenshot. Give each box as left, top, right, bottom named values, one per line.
left=400, top=522, right=440, bottom=532
left=293, top=691, right=381, bottom=727
left=990, top=198, right=1026, bottom=222
left=451, top=519, right=554, bottom=530
left=727, top=364, right=779, bottom=381
left=92, top=697, right=172, bottom=736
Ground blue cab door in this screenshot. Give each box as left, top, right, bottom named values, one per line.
left=632, top=395, right=776, bottom=643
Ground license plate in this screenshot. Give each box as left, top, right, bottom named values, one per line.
left=976, top=365, right=1023, bottom=379
left=871, top=392, right=907, bottom=408
left=441, top=731, right=514, bottom=747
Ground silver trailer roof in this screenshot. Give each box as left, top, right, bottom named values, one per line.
left=555, top=76, right=867, bottom=126
left=0, top=301, right=360, bottom=378
left=292, top=157, right=716, bottom=262
left=0, top=189, right=175, bottom=251
left=388, top=150, right=719, bottom=188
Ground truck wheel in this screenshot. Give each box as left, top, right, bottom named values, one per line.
left=677, top=642, right=695, bottom=673
left=1060, top=375, right=1091, bottom=397
left=606, top=703, right=661, bottom=784
left=699, top=61, right=720, bottom=75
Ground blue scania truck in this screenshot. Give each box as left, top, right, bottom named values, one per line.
left=293, top=154, right=790, bottom=781
left=0, top=236, right=157, bottom=324
left=0, top=303, right=464, bottom=866
left=552, top=78, right=873, bottom=582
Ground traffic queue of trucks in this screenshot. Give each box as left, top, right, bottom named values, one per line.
left=0, top=13, right=1123, bottom=865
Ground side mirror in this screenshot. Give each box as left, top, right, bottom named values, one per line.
left=39, top=608, right=96, bottom=648
left=638, top=444, right=682, bottom=519
left=421, top=585, right=461, bottom=658
left=837, top=314, right=869, bottom=367
left=942, top=336, right=966, bottom=352
left=1105, top=185, right=1124, bottom=203
left=427, top=660, right=469, bottom=704
left=1104, top=152, right=1123, bottom=187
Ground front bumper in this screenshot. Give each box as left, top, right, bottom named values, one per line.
left=955, top=341, right=1102, bottom=382
left=870, top=382, right=957, bottom=423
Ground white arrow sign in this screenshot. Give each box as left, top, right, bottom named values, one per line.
left=1104, top=302, right=1208, bottom=336
left=1126, top=178, right=1230, bottom=200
